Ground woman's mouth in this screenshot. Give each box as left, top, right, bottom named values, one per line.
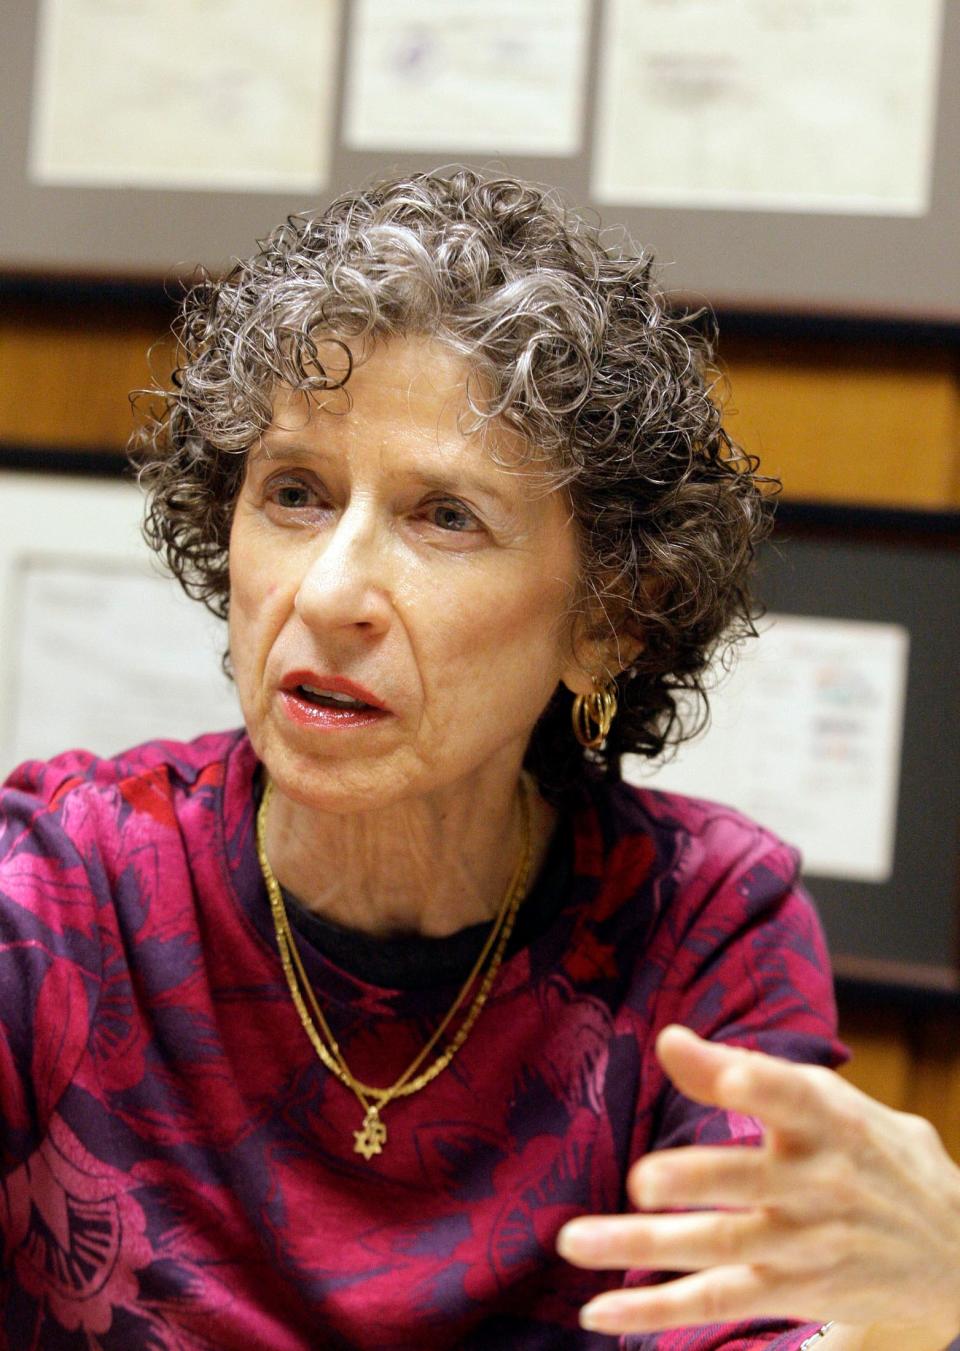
left=279, top=673, right=390, bottom=729
left=297, top=684, right=371, bottom=710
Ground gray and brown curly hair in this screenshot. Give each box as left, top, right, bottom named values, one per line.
left=135, top=166, right=772, bottom=796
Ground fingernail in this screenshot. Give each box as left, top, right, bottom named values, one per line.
left=580, top=1296, right=631, bottom=1332
left=556, top=1221, right=604, bottom=1260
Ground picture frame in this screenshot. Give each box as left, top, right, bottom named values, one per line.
left=641, top=502, right=960, bottom=999
left=2, top=0, right=959, bottom=319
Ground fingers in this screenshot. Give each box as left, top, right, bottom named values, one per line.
left=555, top=1028, right=960, bottom=1341
left=557, top=1209, right=811, bottom=1274
left=655, top=1025, right=846, bottom=1144
left=574, top=1264, right=810, bottom=1335
left=629, top=1142, right=788, bottom=1212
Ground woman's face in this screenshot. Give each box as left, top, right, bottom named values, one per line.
left=228, top=335, right=591, bottom=814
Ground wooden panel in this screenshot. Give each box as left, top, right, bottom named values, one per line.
left=835, top=1004, right=913, bottom=1112
left=3, top=302, right=958, bottom=511
left=906, top=1010, right=960, bottom=1164
left=951, top=369, right=960, bottom=506
left=720, top=337, right=960, bottom=509
left=0, top=305, right=174, bottom=450
left=833, top=1001, right=960, bottom=1164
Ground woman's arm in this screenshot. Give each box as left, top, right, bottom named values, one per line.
left=558, top=1026, right=960, bottom=1350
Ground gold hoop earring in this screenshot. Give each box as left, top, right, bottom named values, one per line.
left=571, top=678, right=618, bottom=749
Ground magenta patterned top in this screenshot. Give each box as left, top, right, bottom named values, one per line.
left=0, top=730, right=845, bottom=1350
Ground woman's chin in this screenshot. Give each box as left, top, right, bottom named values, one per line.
left=257, top=737, right=419, bottom=818
left=265, top=760, right=389, bottom=816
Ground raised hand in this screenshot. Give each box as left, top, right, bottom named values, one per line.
left=557, top=1025, right=960, bottom=1347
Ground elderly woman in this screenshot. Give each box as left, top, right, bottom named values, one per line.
left=1, top=169, right=958, bottom=1351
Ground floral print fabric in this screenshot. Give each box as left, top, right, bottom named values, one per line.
left=0, top=732, right=844, bottom=1350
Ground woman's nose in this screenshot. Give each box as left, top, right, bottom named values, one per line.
left=293, top=507, right=393, bottom=637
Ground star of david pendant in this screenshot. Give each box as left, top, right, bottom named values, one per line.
left=353, top=1106, right=387, bottom=1159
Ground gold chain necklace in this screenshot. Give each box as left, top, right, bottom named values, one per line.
left=256, top=778, right=532, bottom=1159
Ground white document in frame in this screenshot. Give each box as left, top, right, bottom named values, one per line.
left=2, top=555, right=240, bottom=777
left=30, top=0, right=341, bottom=191
left=343, top=0, right=590, bottom=155
left=593, top=0, right=945, bottom=216
left=624, top=614, right=911, bottom=884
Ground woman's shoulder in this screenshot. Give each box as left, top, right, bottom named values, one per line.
left=2, top=728, right=251, bottom=814
left=0, top=729, right=257, bottom=971
left=0, top=728, right=256, bottom=890
left=581, top=775, right=803, bottom=908
left=574, top=779, right=836, bottom=1033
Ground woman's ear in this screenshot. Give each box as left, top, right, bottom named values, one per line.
left=560, top=628, right=643, bottom=696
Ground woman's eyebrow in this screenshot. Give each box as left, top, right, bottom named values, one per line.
left=413, top=470, right=517, bottom=510
left=248, top=442, right=314, bottom=465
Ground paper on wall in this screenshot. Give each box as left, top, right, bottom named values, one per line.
left=625, top=614, right=910, bottom=882
left=0, top=473, right=239, bottom=778
left=343, top=0, right=590, bottom=155
left=593, top=0, right=944, bottom=216
left=4, top=557, right=240, bottom=773
left=30, top=0, right=341, bottom=192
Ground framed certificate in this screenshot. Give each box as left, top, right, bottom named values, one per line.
left=633, top=503, right=960, bottom=997
left=3, top=0, right=960, bottom=318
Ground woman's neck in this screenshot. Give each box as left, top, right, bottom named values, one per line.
left=261, top=771, right=557, bottom=939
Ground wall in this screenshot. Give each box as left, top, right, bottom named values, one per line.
left=721, top=331, right=960, bottom=508
left=2, top=287, right=960, bottom=1152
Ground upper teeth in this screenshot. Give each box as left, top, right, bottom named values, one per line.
left=302, top=685, right=365, bottom=707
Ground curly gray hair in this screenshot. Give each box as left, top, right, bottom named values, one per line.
left=135, top=167, right=772, bottom=796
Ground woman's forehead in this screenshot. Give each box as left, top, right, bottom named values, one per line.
left=279, top=333, right=469, bottom=394
left=263, top=335, right=535, bottom=472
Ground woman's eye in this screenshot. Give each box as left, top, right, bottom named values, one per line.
left=275, top=484, right=313, bottom=509
left=427, top=501, right=479, bottom=533
left=265, top=477, right=323, bottom=511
